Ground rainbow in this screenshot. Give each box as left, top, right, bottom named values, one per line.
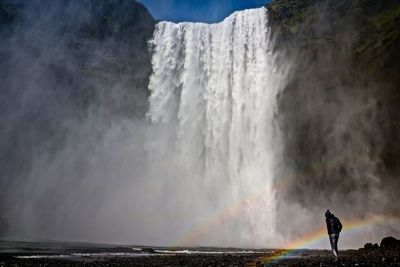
left=172, top=182, right=273, bottom=246
left=254, top=213, right=400, bottom=265
left=170, top=155, right=399, bottom=250
left=171, top=157, right=343, bottom=246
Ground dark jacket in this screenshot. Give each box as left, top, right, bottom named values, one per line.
left=326, top=214, right=342, bottom=235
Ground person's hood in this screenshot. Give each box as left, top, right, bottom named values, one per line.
left=325, top=209, right=333, bottom=218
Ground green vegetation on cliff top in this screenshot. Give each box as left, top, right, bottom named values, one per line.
left=267, top=0, right=400, bottom=74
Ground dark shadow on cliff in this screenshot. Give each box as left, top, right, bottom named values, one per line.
left=0, top=0, right=155, bottom=239
left=267, top=0, right=400, bottom=243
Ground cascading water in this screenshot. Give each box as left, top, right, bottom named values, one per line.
left=3, top=0, right=398, bottom=250
left=147, top=7, right=285, bottom=247
left=1, top=6, right=288, bottom=248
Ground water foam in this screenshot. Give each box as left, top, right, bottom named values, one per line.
left=147, top=7, right=286, bottom=247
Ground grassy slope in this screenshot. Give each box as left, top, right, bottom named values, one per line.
left=267, top=0, right=400, bottom=74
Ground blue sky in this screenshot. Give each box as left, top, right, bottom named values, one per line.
left=139, top=0, right=270, bottom=23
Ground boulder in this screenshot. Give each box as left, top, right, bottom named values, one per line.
left=380, top=236, right=400, bottom=249
left=364, top=243, right=374, bottom=250
left=141, top=248, right=156, bottom=253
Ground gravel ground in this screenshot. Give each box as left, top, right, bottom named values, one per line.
left=1, top=249, right=399, bottom=267
left=1, top=241, right=399, bottom=267
left=0, top=253, right=260, bottom=267
left=247, top=248, right=400, bottom=267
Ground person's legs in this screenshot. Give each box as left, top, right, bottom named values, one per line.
left=334, top=234, right=339, bottom=257
left=329, top=234, right=339, bottom=258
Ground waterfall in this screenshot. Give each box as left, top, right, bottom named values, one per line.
left=147, top=7, right=285, bottom=247
left=0, top=5, right=288, bottom=247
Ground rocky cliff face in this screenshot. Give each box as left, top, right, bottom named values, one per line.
left=0, top=0, right=155, bottom=235
left=267, top=0, right=400, bottom=236
left=1, top=0, right=398, bottom=244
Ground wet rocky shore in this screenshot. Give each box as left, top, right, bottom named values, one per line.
left=247, top=236, right=400, bottom=267
left=0, top=252, right=261, bottom=267
left=247, top=248, right=400, bottom=267
left=1, top=248, right=400, bottom=267
left=0, top=237, right=399, bottom=266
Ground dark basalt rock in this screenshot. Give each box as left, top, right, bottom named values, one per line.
left=381, top=236, right=400, bottom=249
left=141, top=247, right=156, bottom=253
left=267, top=0, right=400, bottom=236
left=361, top=242, right=380, bottom=252
left=364, top=242, right=375, bottom=250
left=0, top=0, right=156, bottom=233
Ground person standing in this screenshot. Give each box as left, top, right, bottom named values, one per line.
left=325, top=210, right=342, bottom=259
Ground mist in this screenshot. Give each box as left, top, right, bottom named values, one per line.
left=0, top=0, right=399, bottom=250
left=0, top=0, right=158, bottom=244
left=0, top=1, right=287, bottom=248
left=270, top=0, right=400, bottom=248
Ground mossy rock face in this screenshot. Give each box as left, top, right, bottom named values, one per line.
left=0, top=0, right=17, bottom=21
left=1, top=0, right=155, bottom=115
left=0, top=0, right=156, bottom=219
left=356, top=5, right=400, bottom=74
left=267, top=0, right=400, bottom=72
left=267, top=0, right=400, bottom=234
